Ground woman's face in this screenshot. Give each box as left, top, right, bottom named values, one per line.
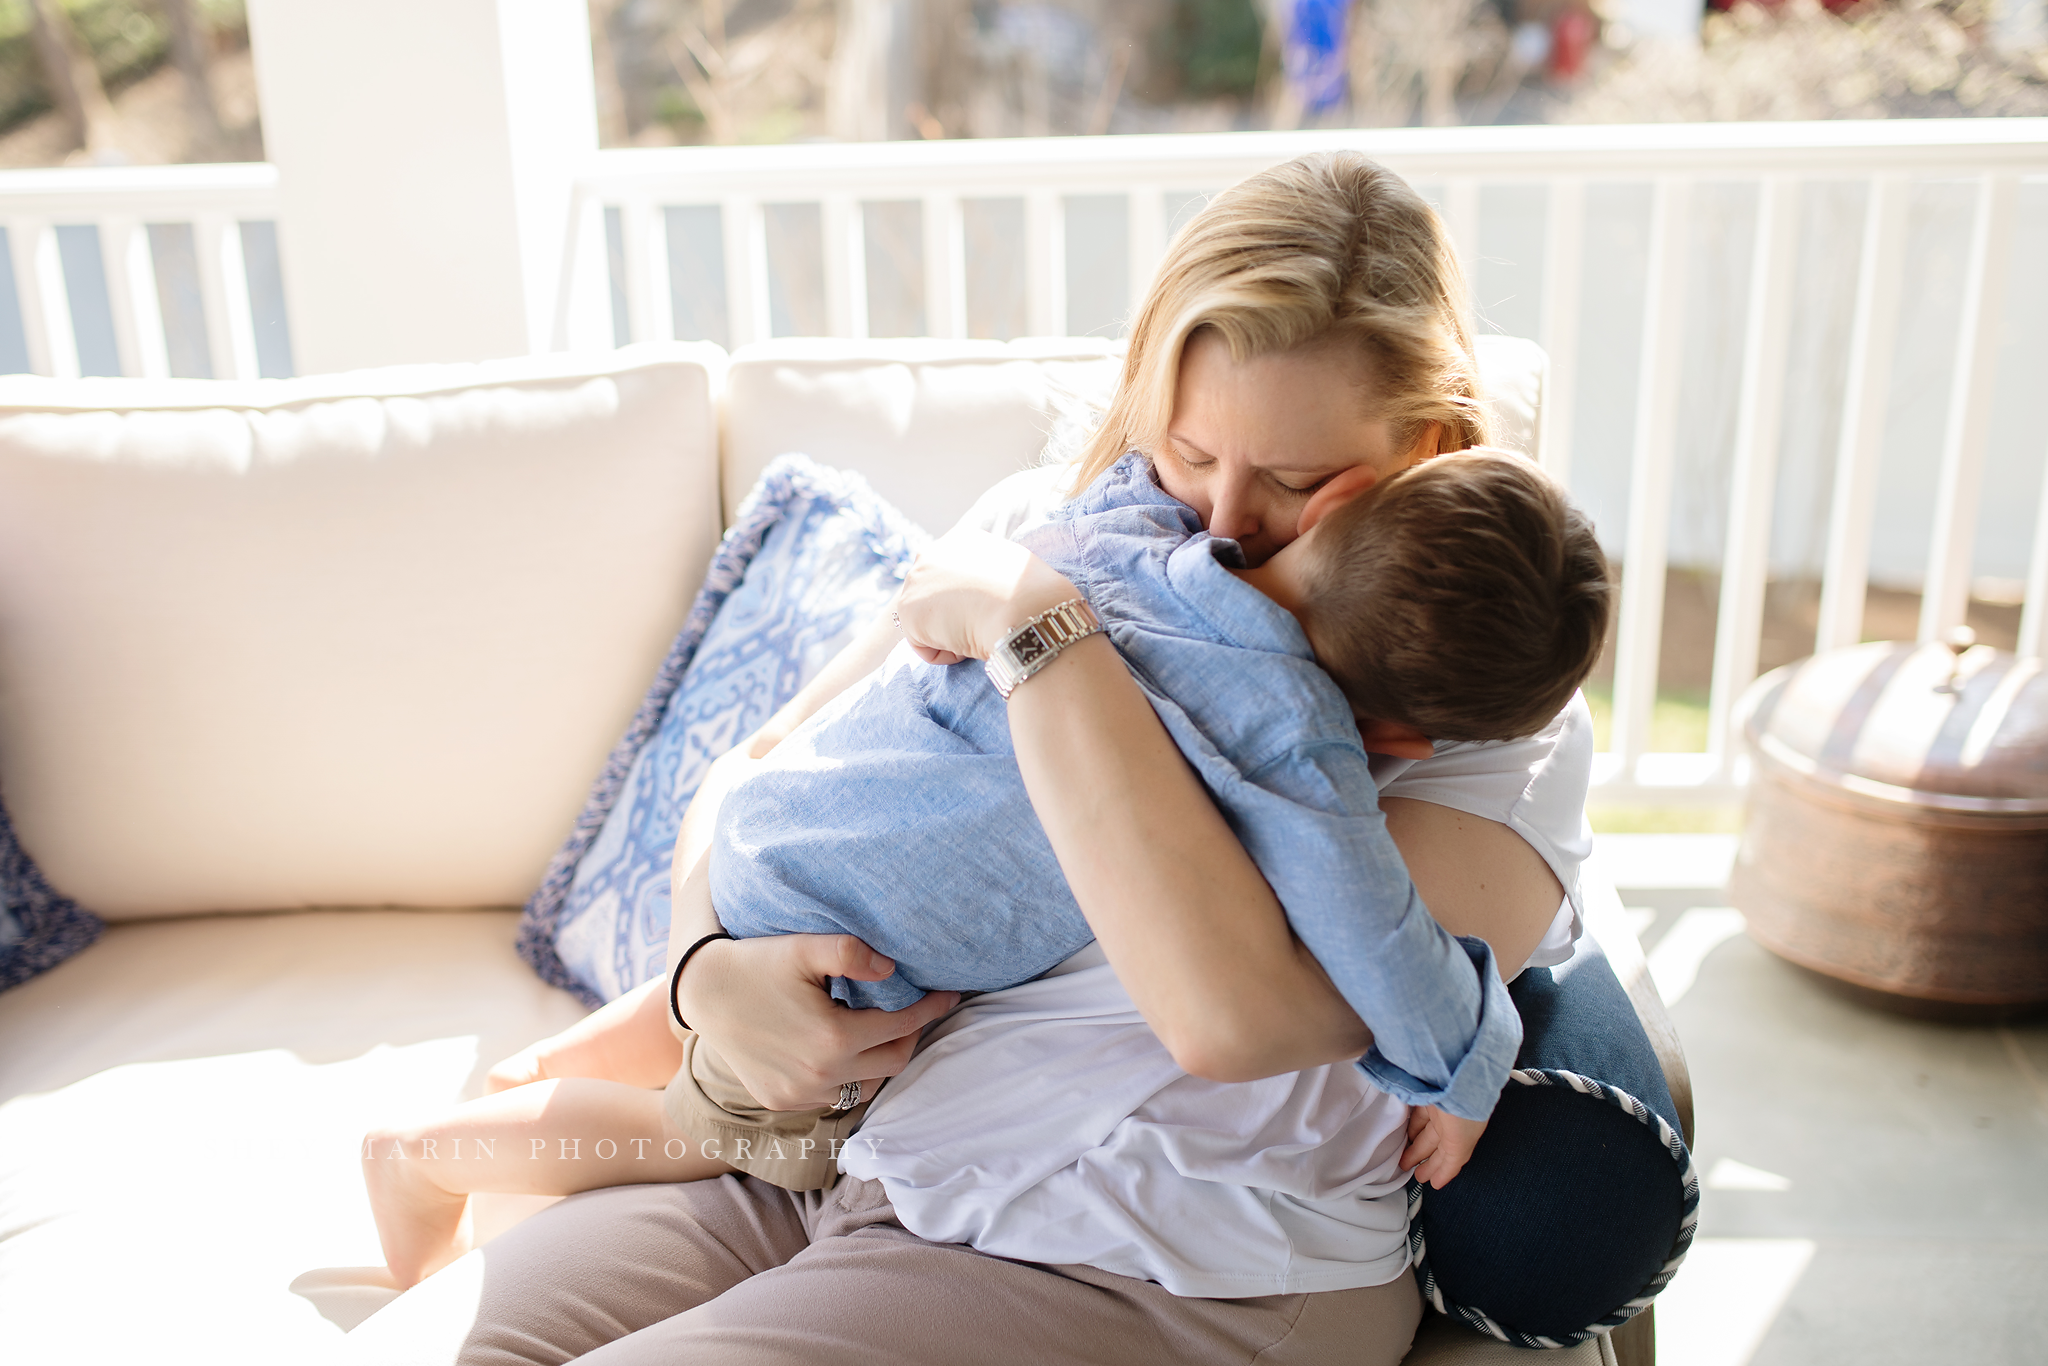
left=1154, top=329, right=1423, bottom=567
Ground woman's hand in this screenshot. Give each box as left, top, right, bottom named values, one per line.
left=896, top=528, right=1079, bottom=665
left=676, top=933, right=960, bottom=1111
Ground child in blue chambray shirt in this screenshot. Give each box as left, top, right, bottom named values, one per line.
left=363, top=446, right=1609, bottom=1287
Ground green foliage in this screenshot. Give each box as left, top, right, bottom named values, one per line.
left=0, top=0, right=248, bottom=133
left=1155, top=0, right=1264, bottom=101
left=1580, top=684, right=1711, bottom=755
left=1586, top=803, right=1743, bottom=835
left=653, top=83, right=705, bottom=132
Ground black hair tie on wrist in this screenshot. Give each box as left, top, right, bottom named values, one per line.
left=669, top=931, right=735, bottom=1032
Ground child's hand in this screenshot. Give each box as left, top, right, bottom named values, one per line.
left=1401, top=1105, right=1489, bottom=1190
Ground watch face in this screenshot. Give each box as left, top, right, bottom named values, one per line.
left=1011, top=629, right=1050, bottom=666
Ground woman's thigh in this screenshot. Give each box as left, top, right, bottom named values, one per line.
left=577, top=1177, right=1424, bottom=1366
left=347, top=1176, right=810, bottom=1366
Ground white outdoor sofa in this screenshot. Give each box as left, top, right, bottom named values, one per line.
left=0, top=337, right=1682, bottom=1366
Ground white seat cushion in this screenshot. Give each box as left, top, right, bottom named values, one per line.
left=0, top=908, right=586, bottom=1365
left=0, top=345, right=724, bottom=918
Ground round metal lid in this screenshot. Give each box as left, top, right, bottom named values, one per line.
left=1740, top=638, right=2048, bottom=815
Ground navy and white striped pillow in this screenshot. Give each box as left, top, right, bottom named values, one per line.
left=1407, top=936, right=1697, bottom=1349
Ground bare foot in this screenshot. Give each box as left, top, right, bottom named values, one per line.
left=363, top=1130, right=474, bottom=1289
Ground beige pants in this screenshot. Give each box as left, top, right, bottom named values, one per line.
left=432, top=1173, right=1422, bottom=1366
left=662, top=1028, right=871, bottom=1190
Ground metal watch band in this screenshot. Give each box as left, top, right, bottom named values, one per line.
left=985, top=599, right=1103, bottom=700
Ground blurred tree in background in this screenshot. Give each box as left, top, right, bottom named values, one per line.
left=9, top=0, right=2041, bottom=163
left=0, top=0, right=244, bottom=159
left=598, top=0, right=2048, bottom=144
left=1565, top=0, right=2048, bottom=121
left=1148, top=0, right=1265, bottom=103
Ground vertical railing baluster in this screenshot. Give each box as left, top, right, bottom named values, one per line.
left=6, top=216, right=63, bottom=377
left=1537, top=179, right=1584, bottom=483
left=922, top=191, right=963, bottom=339
left=35, top=221, right=79, bottom=378
left=121, top=216, right=169, bottom=378
left=1128, top=185, right=1165, bottom=307
left=722, top=196, right=769, bottom=347
left=100, top=216, right=147, bottom=377
left=645, top=202, right=676, bottom=343
left=192, top=214, right=249, bottom=379
left=1918, top=173, right=2019, bottom=644
left=1609, top=177, right=1691, bottom=773
left=618, top=198, right=647, bottom=342
left=1815, top=174, right=1909, bottom=653
left=2019, top=450, right=2048, bottom=660
left=1026, top=189, right=1062, bottom=337
left=619, top=198, right=673, bottom=344
left=822, top=194, right=863, bottom=339
left=221, top=220, right=258, bottom=379
left=550, top=188, right=610, bottom=352
left=37, top=221, right=80, bottom=377
left=1707, top=177, right=1801, bottom=770
left=1444, top=177, right=1480, bottom=282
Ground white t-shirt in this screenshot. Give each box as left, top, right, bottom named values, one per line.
left=841, top=464, right=1594, bottom=1297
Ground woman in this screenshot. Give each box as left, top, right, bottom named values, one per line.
left=352, top=152, right=1593, bottom=1365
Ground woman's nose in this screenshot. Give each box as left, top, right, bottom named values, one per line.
left=1206, top=485, right=1263, bottom=545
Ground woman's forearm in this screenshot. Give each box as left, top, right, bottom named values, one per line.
left=1004, top=634, right=1372, bottom=1080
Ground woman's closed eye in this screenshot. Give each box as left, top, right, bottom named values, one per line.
left=1166, top=441, right=1324, bottom=496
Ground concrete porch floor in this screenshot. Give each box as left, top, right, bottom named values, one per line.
left=1597, top=835, right=2048, bottom=1366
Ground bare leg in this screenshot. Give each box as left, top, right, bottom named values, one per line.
left=485, top=978, right=683, bottom=1093
left=363, top=1078, right=732, bottom=1287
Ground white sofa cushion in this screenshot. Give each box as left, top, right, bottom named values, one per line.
left=0, top=345, right=724, bottom=919
left=722, top=338, right=1126, bottom=535
left=723, top=335, right=1543, bottom=541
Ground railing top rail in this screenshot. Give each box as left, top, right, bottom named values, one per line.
left=579, top=119, right=2048, bottom=195
left=0, top=162, right=278, bottom=216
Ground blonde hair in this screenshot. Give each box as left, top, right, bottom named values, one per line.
left=1076, top=152, right=1488, bottom=486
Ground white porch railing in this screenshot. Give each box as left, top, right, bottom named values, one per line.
left=568, top=121, right=2048, bottom=803
left=3, top=122, right=2046, bottom=805
left=0, top=162, right=285, bottom=382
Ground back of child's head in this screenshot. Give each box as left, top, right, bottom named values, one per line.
left=1077, top=151, right=1484, bottom=485
left=1295, top=450, right=1611, bottom=743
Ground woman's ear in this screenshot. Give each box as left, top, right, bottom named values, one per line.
left=1298, top=464, right=1380, bottom=535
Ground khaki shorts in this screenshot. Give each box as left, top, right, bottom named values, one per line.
left=662, top=1028, right=873, bottom=1191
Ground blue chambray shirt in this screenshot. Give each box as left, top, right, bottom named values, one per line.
left=710, top=453, right=1522, bottom=1119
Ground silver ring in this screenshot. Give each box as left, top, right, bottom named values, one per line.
left=832, top=1080, right=862, bottom=1112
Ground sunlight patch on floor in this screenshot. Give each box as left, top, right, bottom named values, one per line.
left=1656, top=1238, right=1817, bottom=1366
left=1647, top=908, right=1748, bottom=1006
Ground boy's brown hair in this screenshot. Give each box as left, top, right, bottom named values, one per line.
left=1295, top=450, right=1611, bottom=743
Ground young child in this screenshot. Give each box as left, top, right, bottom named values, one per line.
left=363, top=443, right=1609, bottom=1287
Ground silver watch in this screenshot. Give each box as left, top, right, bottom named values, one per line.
left=985, top=599, right=1104, bottom=700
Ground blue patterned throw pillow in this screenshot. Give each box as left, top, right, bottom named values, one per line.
left=1407, top=934, right=1698, bottom=1349
left=517, top=455, right=929, bottom=1008
left=1, top=792, right=102, bottom=991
